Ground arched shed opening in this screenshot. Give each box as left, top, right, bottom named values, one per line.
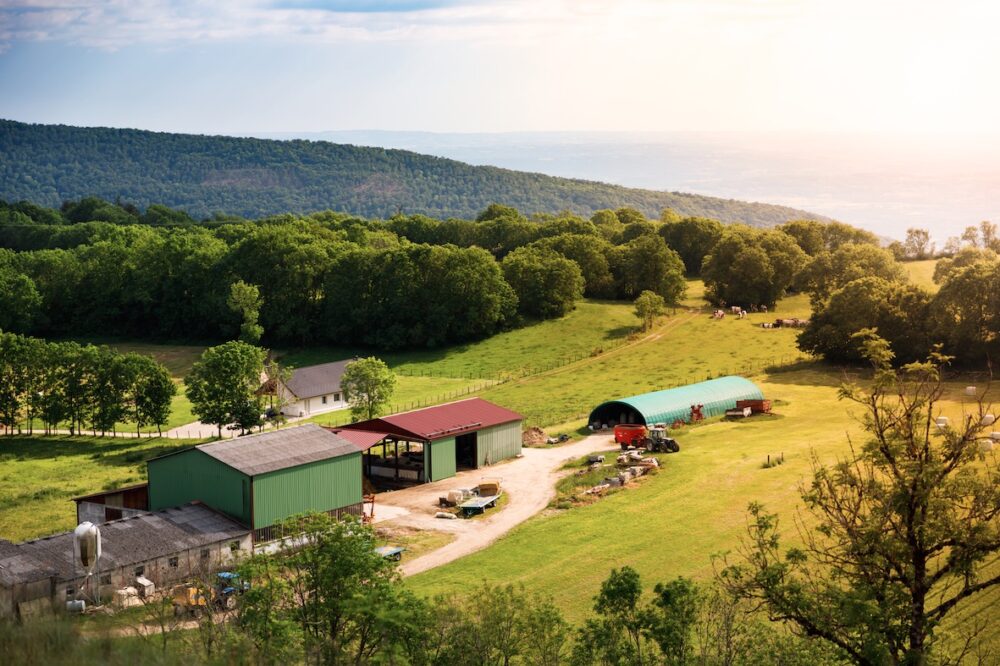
left=588, top=376, right=765, bottom=428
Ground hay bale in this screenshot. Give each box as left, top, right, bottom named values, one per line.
left=522, top=426, right=547, bottom=446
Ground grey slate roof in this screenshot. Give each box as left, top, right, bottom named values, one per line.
left=195, top=423, right=358, bottom=476
left=284, top=360, right=351, bottom=399
left=0, top=504, right=248, bottom=586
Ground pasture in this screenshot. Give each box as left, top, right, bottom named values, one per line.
left=903, top=258, right=939, bottom=290
left=405, top=366, right=1000, bottom=645
left=0, top=436, right=198, bottom=541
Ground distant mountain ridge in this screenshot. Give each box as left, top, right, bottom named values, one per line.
left=0, top=119, right=830, bottom=225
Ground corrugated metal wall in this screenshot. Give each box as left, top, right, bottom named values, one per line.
left=428, top=438, right=456, bottom=481
left=251, top=453, right=362, bottom=529
left=476, top=421, right=522, bottom=467
left=148, top=450, right=251, bottom=526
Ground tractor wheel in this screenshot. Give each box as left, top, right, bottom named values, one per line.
left=669, top=441, right=680, bottom=453
left=223, top=595, right=237, bottom=610
left=192, top=607, right=204, bottom=619
left=173, top=604, right=184, bottom=617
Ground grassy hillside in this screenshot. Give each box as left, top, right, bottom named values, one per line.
left=405, top=366, right=1000, bottom=647
left=903, top=258, right=939, bottom=291
left=0, top=119, right=829, bottom=225
left=0, top=436, right=197, bottom=541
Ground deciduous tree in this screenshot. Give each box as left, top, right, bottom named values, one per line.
left=341, top=356, right=396, bottom=421
left=722, top=332, right=1000, bottom=664
left=185, top=341, right=266, bottom=437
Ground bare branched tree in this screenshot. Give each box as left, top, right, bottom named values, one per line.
left=720, top=329, right=1000, bottom=665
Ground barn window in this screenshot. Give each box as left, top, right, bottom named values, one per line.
left=201, top=548, right=210, bottom=559
left=229, top=540, right=241, bottom=553
left=65, top=587, right=75, bottom=598
left=134, top=565, right=144, bottom=577
left=334, top=393, right=341, bottom=402
left=168, top=557, right=178, bottom=568
left=100, top=574, right=112, bottom=585
left=322, top=396, right=328, bottom=405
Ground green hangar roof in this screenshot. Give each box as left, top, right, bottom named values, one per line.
left=588, top=376, right=765, bottom=427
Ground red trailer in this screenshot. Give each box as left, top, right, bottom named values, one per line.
left=614, top=424, right=647, bottom=449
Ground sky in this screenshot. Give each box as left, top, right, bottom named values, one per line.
left=2, top=0, right=1000, bottom=135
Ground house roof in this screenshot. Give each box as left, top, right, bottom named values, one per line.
left=327, top=428, right=389, bottom=452
left=195, top=423, right=358, bottom=476
left=284, top=360, right=352, bottom=399
left=0, top=503, right=248, bottom=586
left=338, top=398, right=522, bottom=442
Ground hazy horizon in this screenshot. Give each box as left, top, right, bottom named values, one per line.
left=246, top=128, right=999, bottom=242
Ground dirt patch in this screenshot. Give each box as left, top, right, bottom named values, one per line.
left=522, top=426, right=547, bottom=446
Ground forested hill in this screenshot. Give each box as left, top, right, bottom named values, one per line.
left=0, top=120, right=828, bottom=225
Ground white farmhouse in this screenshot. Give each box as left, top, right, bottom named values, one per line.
left=269, top=360, right=352, bottom=417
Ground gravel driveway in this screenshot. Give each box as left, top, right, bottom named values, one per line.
left=373, top=433, right=617, bottom=576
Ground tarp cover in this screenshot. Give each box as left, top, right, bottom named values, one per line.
left=588, top=376, right=765, bottom=427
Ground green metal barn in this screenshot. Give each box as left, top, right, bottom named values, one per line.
left=588, top=376, right=765, bottom=427
left=148, top=424, right=362, bottom=542
left=334, top=398, right=523, bottom=487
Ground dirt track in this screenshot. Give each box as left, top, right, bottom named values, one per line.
left=375, top=433, right=616, bottom=576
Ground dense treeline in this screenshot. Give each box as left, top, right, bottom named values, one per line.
left=0, top=332, right=175, bottom=435
left=0, top=119, right=829, bottom=225
left=0, top=199, right=698, bottom=348
left=789, top=220, right=1000, bottom=366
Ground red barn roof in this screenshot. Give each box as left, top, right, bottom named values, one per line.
left=338, top=398, right=522, bottom=442
left=327, top=428, right=389, bottom=452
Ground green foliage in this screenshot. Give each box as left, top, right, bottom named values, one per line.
left=610, top=235, right=687, bottom=304
left=798, top=277, right=932, bottom=363
left=226, top=280, right=263, bottom=344
left=903, top=227, right=934, bottom=259
left=633, top=290, right=666, bottom=331
left=340, top=356, right=396, bottom=421
left=797, top=242, right=904, bottom=305
left=659, top=216, right=723, bottom=275
left=0, top=119, right=826, bottom=224
left=721, top=339, right=1000, bottom=664
left=185, top=341, right=266, bottom=436
left=928, top=258, right=1000, bottom=365
left=0, top=332, right=174, bottom=435
left=531, top=233, right=616, bottom=298
left=502, top=246, right=585, bottom=319
left=702, top=225, right=807, bottom=307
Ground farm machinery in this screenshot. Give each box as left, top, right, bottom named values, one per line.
left=171, top=572, right=248, bottom=616
left=613, top=424, right=680, bottom=453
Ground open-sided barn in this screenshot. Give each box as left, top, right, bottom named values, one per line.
left=588, top=376, right=765, bottom=427
left=334, top=398, right=522, bottom=487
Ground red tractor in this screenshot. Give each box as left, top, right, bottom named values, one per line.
left=613, top=424, right=680, bottom=453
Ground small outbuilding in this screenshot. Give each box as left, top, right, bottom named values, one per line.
left=148, top=424, right=362, bottom=542
left=336, top=398, right=522, bottom=487
left=588, top=376, right=765, bottom=427
left=0, top=503, right=250, bottom=619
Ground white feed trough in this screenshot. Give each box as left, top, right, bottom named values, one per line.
left=935, top=416, right=949, bottom=428
left=966, top=386, right=978, bottom=396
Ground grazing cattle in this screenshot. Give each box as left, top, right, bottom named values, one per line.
left=730, top=306, right=742, bottom=315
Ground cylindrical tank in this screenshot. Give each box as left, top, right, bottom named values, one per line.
left=982, top=414, right=996, bottom=427
left=73, top=522, right=102, bottom=572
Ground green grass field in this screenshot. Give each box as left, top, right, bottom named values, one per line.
left=903, top=258, right=939, bottom=291
left=405, top=366, right=1000, bottom=646
left=477, top=292, right=812, bottom=426
left=0, top=436, right=198, bottom=541
left=278, top=299, right=640, bottom=380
